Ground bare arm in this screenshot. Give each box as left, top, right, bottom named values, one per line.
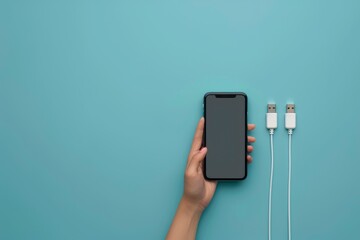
left=166, top=197, right=203, bottom=240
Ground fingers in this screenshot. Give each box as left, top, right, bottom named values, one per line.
left=247, top=124, right=255, bottom=163
left=190, top=118, right=205, bottom=154
left=248, top=123, right=256, bottom=143
left=188, top=147, right=207, bottom=175
left=187, top=121, right=255, bottom=169
left=247, top=145, right=253, bottom=163
left=248, top=124, right=256, bottom=131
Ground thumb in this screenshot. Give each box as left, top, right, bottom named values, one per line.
left=188, top=147, right=207, bottom=174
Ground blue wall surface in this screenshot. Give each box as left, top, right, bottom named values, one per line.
left=1, top=1, right=360, bottom=239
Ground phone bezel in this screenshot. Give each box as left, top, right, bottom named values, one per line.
left=203, top=92, right=248, bottom=180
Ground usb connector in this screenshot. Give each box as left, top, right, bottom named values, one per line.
left=286, top=104, right=295, bottom=113
left=268, top=104, right=276, bottom=113
left=266, top=104, right=277, bottom=131
left=285, top=104, right=296, bottom=131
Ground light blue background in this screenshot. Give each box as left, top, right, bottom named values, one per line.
left=1, top=0, right=360, bottom=239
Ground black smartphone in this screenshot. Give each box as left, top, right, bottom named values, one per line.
left=203, top=92, right=248, bottom=180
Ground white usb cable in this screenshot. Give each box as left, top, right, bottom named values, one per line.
left=285, top=104, right=296, bottom=240
left=266, top=104, right=277, bottom=240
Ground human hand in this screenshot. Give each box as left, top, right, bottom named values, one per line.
left=166, top=118, right=256, bottom=240
left=182, top=117, right=256, bottom=212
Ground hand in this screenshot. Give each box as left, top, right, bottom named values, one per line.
left=182, top=117, right=256, bottom=212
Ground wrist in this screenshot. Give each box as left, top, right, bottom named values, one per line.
left=180, top=196, right=204, bottom=216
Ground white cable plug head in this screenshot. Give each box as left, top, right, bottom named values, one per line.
left=285, top=104, right=296, bottom=131
left=266, top=104, right=277, bottom=130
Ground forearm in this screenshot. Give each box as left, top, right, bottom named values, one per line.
left=166, top=197, right=203, bottom=240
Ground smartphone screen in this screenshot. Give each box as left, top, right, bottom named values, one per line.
left=204, top=93, right=247, bottom=180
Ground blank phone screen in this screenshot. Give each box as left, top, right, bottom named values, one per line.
left=204, top=94, right=247, bottom=179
